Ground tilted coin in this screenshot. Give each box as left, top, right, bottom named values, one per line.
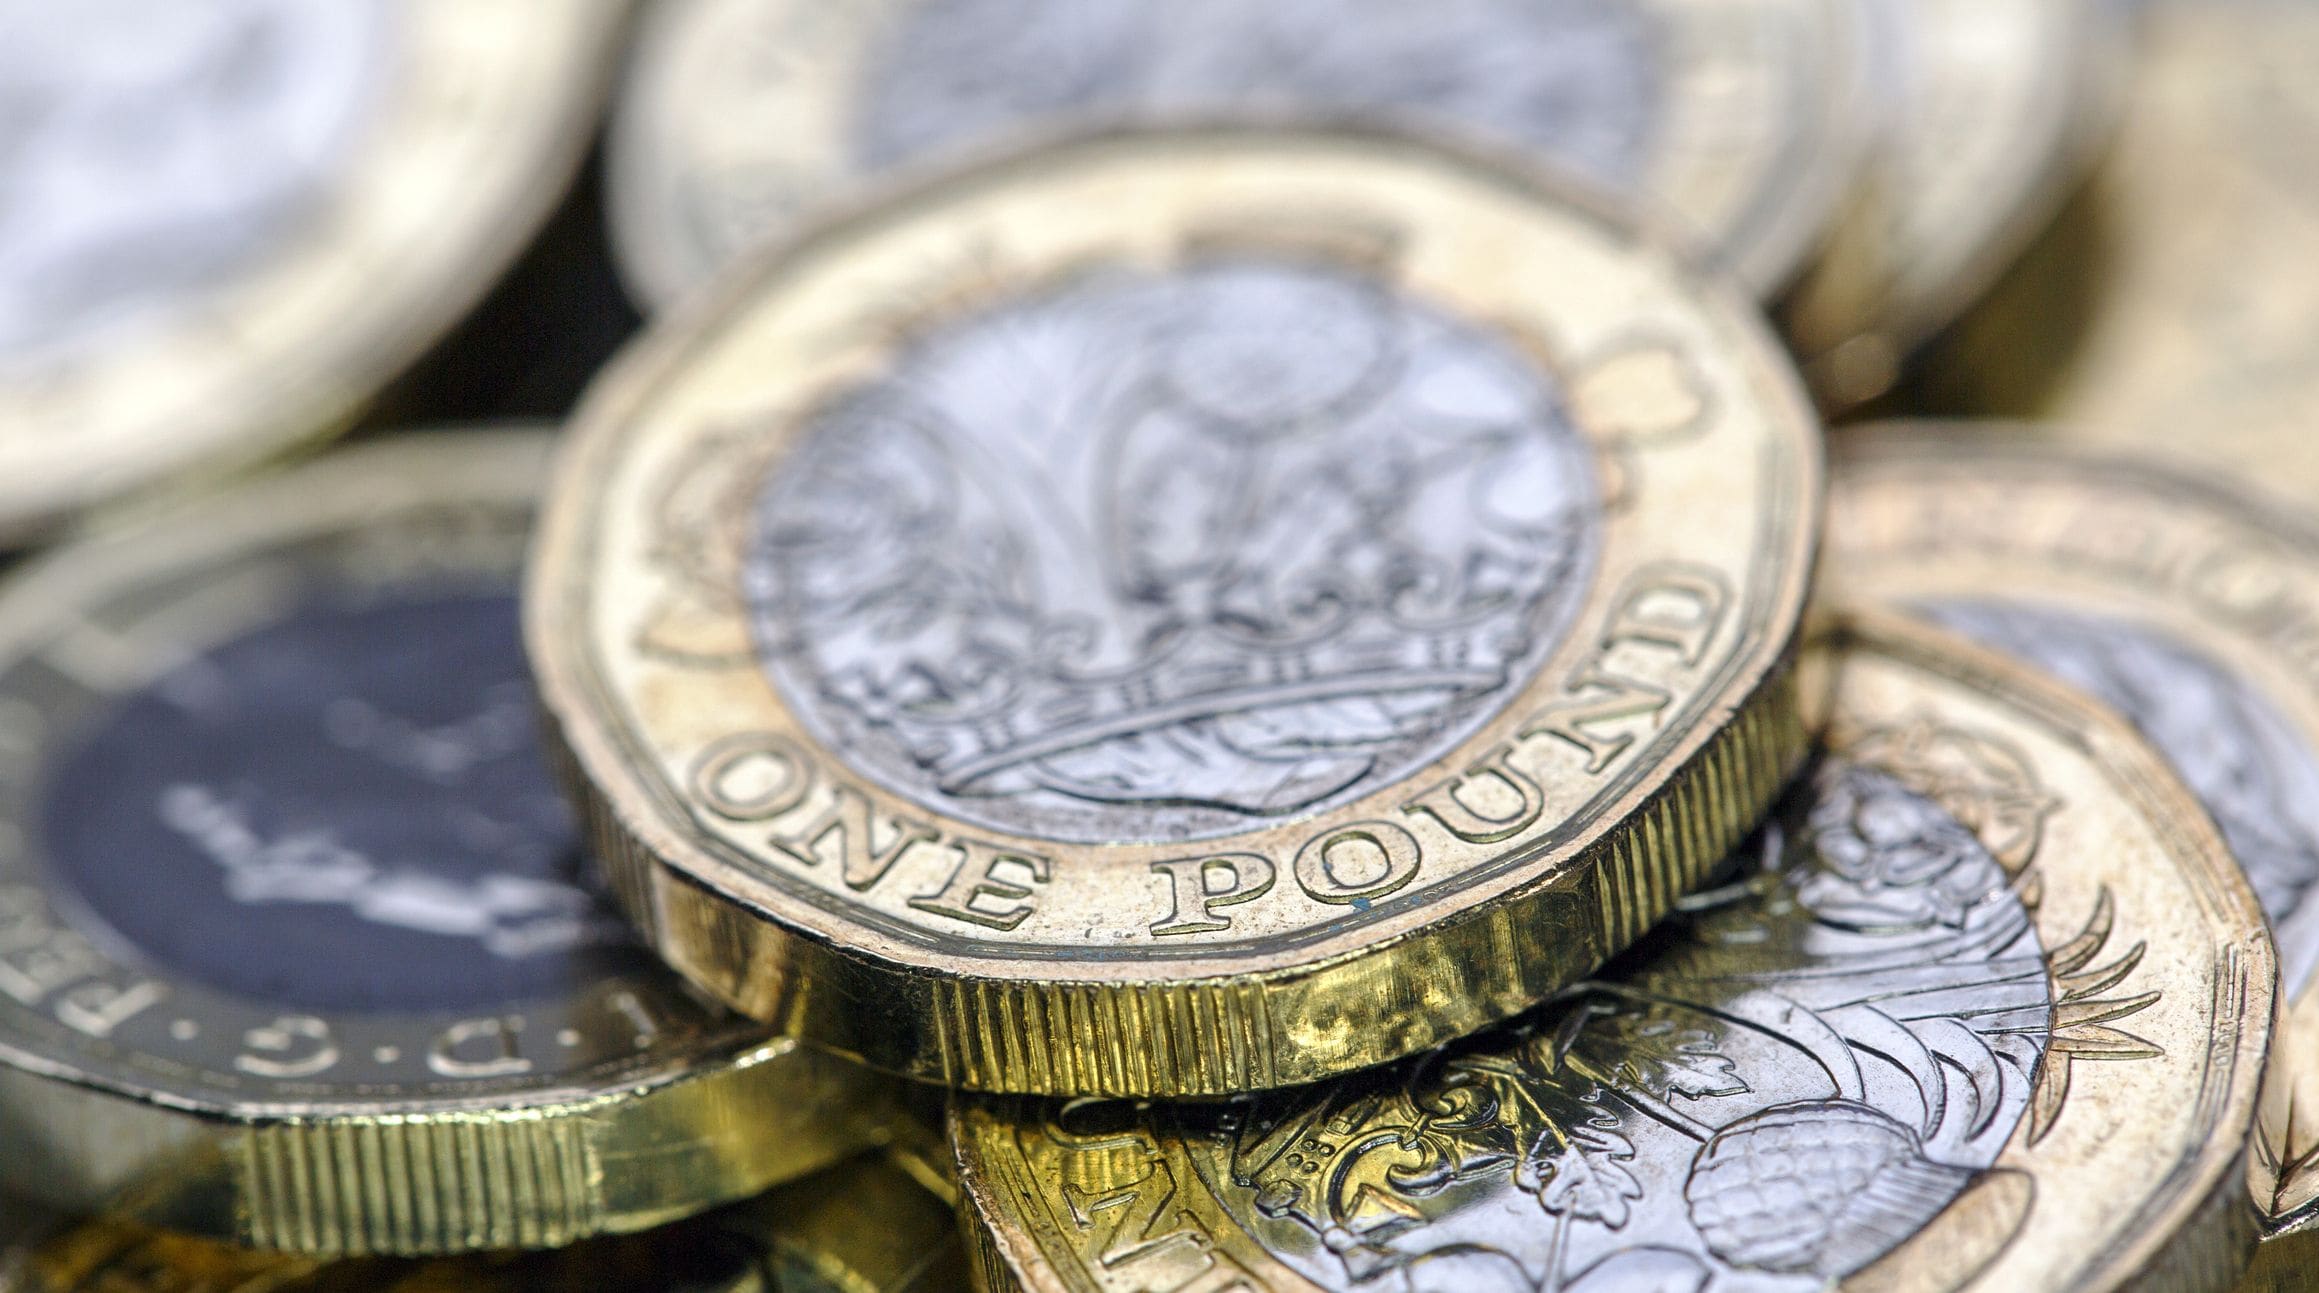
left=955, top=611, right=2277, bottom=1293
left=0, top=432, right=898, bottom=1255
left=0, top=1150, right=965, bottom=1293
left=1781, top=0, right=2124, bottom=408
left=1824, top=428, right=2319, bottom=1270
left=1916, top=1, right=2319, bottom=503
left=0, top=1, right=625, bottom=547
left=606, top=0, right=1860, bottom=309
left=532, top=128, right=1822, bottom=1097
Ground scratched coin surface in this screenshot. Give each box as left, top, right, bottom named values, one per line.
left=956, top=611, right=2276, bottom=1293
left=0, top=433, right=897, bottom=1256
left=0, top=1150, right=964, bottom=1293
left=531, top=129, right=1821, bottom=1097
left=1781, top=0, right=2122, bottom=407
left=1824, top=427, right=2319, bottom=1258
left=0, top=1, right=625, bottom=546
left=606, top=0, right=1858, bottom=309
left=1920, top=1, right=2319, bottom=504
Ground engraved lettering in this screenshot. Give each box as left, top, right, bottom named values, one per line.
left=236, top=1015, right=339, bottom=1079
left=1527, top=563, right=1732, bottom=773
left=54, top=978, right=164, bottom=1038
left=429, top=1015, right=531, bottom=1078
left=1063, top=1156, right=1257, bottom=1293
left=909, top=840, right=1050, bottom=930
left=1293, top=821, right=1422, bottom=906
left=0, top=922, right=106, bottom=1010
left=691, top=733, right=812, bottom=821
left=1527, top=668, right=1670, bottom=772
left=1602, top=562, right=1727, bottom=665
left=1148, top=853, right=1275, bottom=937
left=767, top=785, right=938, bottom=893
left=1403, top=745, right=1545, bottom=843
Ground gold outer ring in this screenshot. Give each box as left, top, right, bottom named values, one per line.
left=1825, top=426, right=2319, bottom=1250
left=605, top=0, right=1862, bottom=309
left=0, top=2, right=628, bottom=548
left=954, top=609, right=2278, bottom=1293
left=0, top=434, right=899, bottom=1256
left=0, top=1148, right=962, bottom=1292
left=532, top=126, right=1822, bottom=1096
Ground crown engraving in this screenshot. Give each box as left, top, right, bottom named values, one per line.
left=747, top=260, right=1603, bottom=843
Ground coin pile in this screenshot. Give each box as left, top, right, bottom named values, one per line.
left=3, top=2, right=2319, bottom=1291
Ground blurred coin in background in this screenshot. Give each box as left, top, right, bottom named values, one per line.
left=0, top=432, right=899, bottom=1256
left=1783, top=0, right=2126, bottom=410
left=0, top=1149, right=963, bottom=1292
left=0, top=1, right=626, bottom=547
left=956, top=611, right=2275, bottom=1293
left=534, top=127, right=1822, bottom=1098
left=1912, top=1, right=2319, bottom=504
left=607, top=0, right=1860, bottom=309
left=1825, top=428, right=2319, bottom=1268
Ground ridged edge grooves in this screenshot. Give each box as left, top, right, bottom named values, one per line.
left=918, top=664, right=1807, bottom=1096
left=236, top=1113, right=600, bottom=1256
left=1593, top=672, right=1806, bottom=950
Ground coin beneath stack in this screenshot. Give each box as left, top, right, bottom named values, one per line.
left=0, top=433, right=897, bottom=1256
left=0, top=1150, right=964, bottom=1293
left=0, top=1, right=626, bottom=547
left=1825, top=427, right=2319, bottom=1272
left=1919, top=1, right=2319, bottom=502
left=531, top=128, right=1822, bottom=1097
left=956, top=610, right=2277, bottom=1293
left=1782, top=0, right=2123, bottom=408
left=606, top=0, right=1860, bottom=309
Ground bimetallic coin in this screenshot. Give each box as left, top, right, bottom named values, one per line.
left=0, top=1150, right=965, bottom=1292
left=0, top=2, right=626, bottom=546
left=1919, top=1, right=2319, bottom=503
left=1782, top=0, right=2123, bottom=408
left=955, top=611, right=2277, bottom=1293
left=1824, top=428, right=2319, bottom=1257
left=0, top=433, right=897, bottom=1256
left=532, top=128, right=1822, bottom=1097
left=606, top=0, right=1858, bottom=309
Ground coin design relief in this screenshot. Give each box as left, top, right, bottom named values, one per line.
left=607, top=0, right=1857, bottom=309
left=0, top=1150, right=964, bottom=1293
left=1920, top=1, right=2319, bottom=503
left=1781, top=0, right=2122, bottom=407
left=1824, top=427, right=2319, bottom=1255
left=0, top=433, right=897, bottom=1256
left=0, top=1, right=625, bottom=546
left=955, top=611, right=2277, bottom=1293
left=532, top=128, right=1821, bottom=1096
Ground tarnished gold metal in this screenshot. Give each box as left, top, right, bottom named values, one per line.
left=0, top=1149, right=964, bottom=1292
left=606, top=0, right=1861, bottom=308
left=531, top=127, right=1821, bottom=1096
left=0, top=433, right=899, bottom=1256
left=0, top=2, right=626, bottom=547
left=1826, top=426, right=2319, bottom=1277
left=1916, top=1, right=2319, bottom=504
left=1782, top=0, right=2123, bottom=409
left=956, top=610, right=2278, bottom=1293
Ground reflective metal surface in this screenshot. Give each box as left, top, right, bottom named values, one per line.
left=0, top=432, right=898, bottom=1255
left=532, top=127, right=1821, bottom=1096
left=957, top=612, right=2276, bottom=1292
left=607, top=0, right=1860, bottom=306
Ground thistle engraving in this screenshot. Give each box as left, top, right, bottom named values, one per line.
left=747, top=261, right=1602, bottom=843
left=1926, top=599, right=2319, bottom=990
left=0, top=0, right=390, bottom=368
left=1192, top=747, right=2157, bottom=1292
left=852, top=0, right=1661, bottom=193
